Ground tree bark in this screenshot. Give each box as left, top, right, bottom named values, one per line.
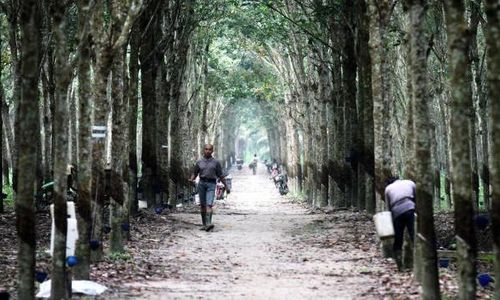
left=0, top=34, right=4, bottom=214
left=139, top=1, right=159, bottom=208
left=369, top=0, right=394, bottom=204
left=7, top=0, right=21, bottom=193
left=128, top=24, right=140, bottom=217
left=167, top=0, right=196, bottom=207
left=469, top=0, right=490, bottom=209
left=16, top=0, right=40, bottom=298
left=444, top=0, right=478, bottom=297
left=408, top=0, right=441, bottom=297
left=51, top=0, right=72, bottom=297
left=90, top=0, right=112, bottom=261
left=74, top=0, right=93, bottom=279
left=128, top=25, right=140, bottom=215
left=357, top=0, right=375, bottom=213
left=41, top=0, right=55, bottom=182
left=110, top=49, right=128, bottom=253
left=484, top=0, right=500, bottom=296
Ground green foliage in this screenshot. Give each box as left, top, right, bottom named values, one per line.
left=106, top=251, right=133, bottom=262
left=2, top=184, right=14, bottom=208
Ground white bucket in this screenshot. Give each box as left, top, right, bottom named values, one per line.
left=373, top=211, right=395, bottom=239
left=49, top=202, right=79, bottom=257
left=138, top=200, right=148, bottom=209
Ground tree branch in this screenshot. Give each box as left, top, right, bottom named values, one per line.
left=112, top=0, right=144, bottom=52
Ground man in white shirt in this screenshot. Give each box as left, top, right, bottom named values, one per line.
left=384, top=176, right=416, bottom=270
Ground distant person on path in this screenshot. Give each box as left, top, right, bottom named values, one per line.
left=189, top=144, right=230, bottom=232
left=251, top=154, right=258, bottom=175
left=384, top=176, right=416, bottom=270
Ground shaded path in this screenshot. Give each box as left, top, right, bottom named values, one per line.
left=109, top=163, right=390, bottom=299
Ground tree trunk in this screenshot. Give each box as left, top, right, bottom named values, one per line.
left=2, top=123, right=10, bottom=186
left=316, top=45, right=330, bottom=207
left=167, top=0, right=195, bottom=208
left=408, top=0, right=441, bottom=297
left=342, top=0, right=358, bottom=208
left=484, top=0, right=500, bottom=296
left=0, top=34, right=4, bottom=213
left=444, top=0, right=478, bottom=297
left=69, top=84, right=77, bottom=165
left=7, top=1, right=21, bottom=193
left=74, top=0, right=93, bottom=279
left=16, top=0, right=41, bottom=298
left=157, top=59, right=169, bottom=207
left=355, top=0, right=374, bottom=213
left=90, top=0, right=112, bottom=261
left=51, top=1, right=72, bottom=297
left=469, top=0, right=490, bottom=209
left=139, top=2, right=158, bottom=208
left=128, top=25, right=140, bottom=217
left=110, top=49, right=128, bottom=253
left=328, top=37, right=344, bottom=207
left=41, top=66, right=54, bottom=182
left=369, top=0, right=393, bottom=204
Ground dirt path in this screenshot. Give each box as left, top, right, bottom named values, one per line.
left=101, top=163, right=395, bottom=300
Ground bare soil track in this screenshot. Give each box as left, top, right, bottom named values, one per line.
left=103, top=165, right=415, bottom=300
left=4, top=163, right=492, bottom=299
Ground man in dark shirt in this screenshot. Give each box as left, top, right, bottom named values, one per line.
left=189, top=144, right=230, bottom=231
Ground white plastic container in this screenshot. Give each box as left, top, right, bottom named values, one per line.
left=373, top=211, right=395, bottom=239
left=49, top=202, right=79, bottom=257
left=138, top=200, right=148, bottom=209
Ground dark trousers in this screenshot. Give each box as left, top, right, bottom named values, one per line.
left=393, top=209, right=415, bottom=253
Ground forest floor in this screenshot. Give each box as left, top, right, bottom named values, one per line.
left=0, top=164, right=495, bottom=299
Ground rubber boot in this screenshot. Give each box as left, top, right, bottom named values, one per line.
left=394, top=250, right=403, bottom=271
left=200, top=212, right=207, bottom=230
left=205, top=212, right=214, bottom=232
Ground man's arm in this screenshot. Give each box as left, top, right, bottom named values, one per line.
left=216, top=162, right=230, bottom=193
left=384, top=188, right=391, bottom=210
left=188, top=162, right=199, bottom=185
left=220, top=177, right=230, bottom=194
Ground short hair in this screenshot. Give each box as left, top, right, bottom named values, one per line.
left=385, top=176, right=399, bottom=187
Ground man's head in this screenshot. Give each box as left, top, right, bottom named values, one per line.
left=384, top=175, right=399, bottom=187
left=203, top=144, right=214, bottom=158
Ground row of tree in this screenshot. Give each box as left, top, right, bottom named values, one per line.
left=1, top=0, right=499, bottom=298
left=204, top=0, right=500, bottom=298
left=234, top=0, right=499, bottom=298
left=0, top=0, right=219, bottom=298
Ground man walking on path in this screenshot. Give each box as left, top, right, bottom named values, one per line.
left=384, top=176, right=416, bottom=270
left=251, top=153, right=258, bottom=175
left=189, top=144, right=230, bottom=231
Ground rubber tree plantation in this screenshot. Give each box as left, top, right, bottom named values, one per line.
left=0, top=0, right=499, bottom=299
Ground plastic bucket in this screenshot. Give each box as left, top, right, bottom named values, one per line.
left=373, top=211, right=395, bottom=239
